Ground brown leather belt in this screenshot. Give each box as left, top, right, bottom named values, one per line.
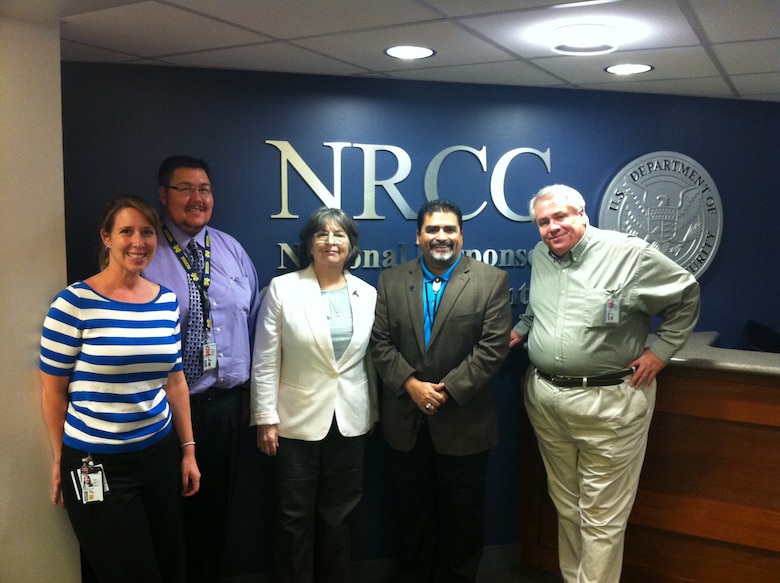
left=536, top=368, right=635, bottom=388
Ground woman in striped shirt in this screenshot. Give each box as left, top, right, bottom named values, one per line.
left=40, top=194, right=200, bottom=583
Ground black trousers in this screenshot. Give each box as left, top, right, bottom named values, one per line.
left=271, top=419, right=366, bottom=583
left=61, top=431, right=185, bottom=583
left=389, top=421, right=490, bottom=583
left=182, top=387, right=243, bottom=583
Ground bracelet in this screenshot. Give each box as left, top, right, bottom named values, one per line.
left=180, top=441, right=196, bottom=448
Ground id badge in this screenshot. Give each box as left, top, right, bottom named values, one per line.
left=202, top=342, right=217, bottom=371
left=604, top=296, right=621, bottom=325
left=81, top=467, right=104, bottom=504
left=72, top=455, right=109, bottom=504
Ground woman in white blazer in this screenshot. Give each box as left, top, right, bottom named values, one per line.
left=251, top=207, right=377, bottom=583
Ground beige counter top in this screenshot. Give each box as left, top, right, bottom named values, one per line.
left=657, top=331, right=780, bottom=379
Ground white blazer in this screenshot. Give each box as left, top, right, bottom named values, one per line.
left=250, top=266, right=378, bottom=440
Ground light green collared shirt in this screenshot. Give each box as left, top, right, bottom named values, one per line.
left=514, top=226, right=700, bottom=376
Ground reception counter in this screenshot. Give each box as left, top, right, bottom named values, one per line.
left=517, top=333, right=780, bottom=582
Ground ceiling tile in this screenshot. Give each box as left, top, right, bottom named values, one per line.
left=295, top=21, right=512, bottom=71
left=167, top=0, right=442, bottom=38
left=424, top=0, right=561, bottom=18
left=387, top=59, right=565, bottom=86
left=533, top=46, right=720, bottom=85
left=163, top=42, right=367, bottom=75
left=714, top=39, right=780, bottom=75
left=60, top=2, right=268, bottom=57
left=11, top=0, right=776, bottom=102
left=61, top=38, right=139, bottom=63
left=688, top=0, right=780, bottom=43
left=730, top=71, right=780, bottom=97
left=461, top=0, right=700, bottom=59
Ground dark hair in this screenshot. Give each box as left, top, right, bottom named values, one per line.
left=299, top=207, right=361, bottom=269
left=98, top=194, right=161, bottom=270
left=416, top=199, right=463, bottom=231
left=158, top=155, right=210, bottom=187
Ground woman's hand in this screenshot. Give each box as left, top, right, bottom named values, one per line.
left=180, top=446, right=201, bottom=497
left=257, top=424, right=279, bottom=457
left=40, top=371, right=69, bottom=507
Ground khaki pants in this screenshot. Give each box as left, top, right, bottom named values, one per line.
left=525, top=370, right=656, bottom=583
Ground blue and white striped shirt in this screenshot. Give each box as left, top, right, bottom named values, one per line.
left=40, top=282, right=183, bottom=454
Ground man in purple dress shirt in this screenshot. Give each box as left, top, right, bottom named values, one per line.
left=143, top=155, right=262, bottom=582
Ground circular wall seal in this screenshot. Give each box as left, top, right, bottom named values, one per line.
left=598, top=151, right=723, bottom=279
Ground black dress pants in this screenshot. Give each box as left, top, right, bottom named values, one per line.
left=182, top=387, right=243, bottom=583
left=271, top=418, right=366, bottom=583
left=389, top=421, right=490, bottom=583
left=61, top=431, right=185, bottom=583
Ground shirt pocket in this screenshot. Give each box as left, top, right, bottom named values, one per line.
left=582, top=288, right=621, bottom=329
left=212, top=275, right=251, bottom=316
left=584, top=285, right=641, bottom=327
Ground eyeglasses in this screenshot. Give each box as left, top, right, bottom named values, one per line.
left=314, top=231, right=348, bottom=244
left=167, top=184, right=213, bottom=196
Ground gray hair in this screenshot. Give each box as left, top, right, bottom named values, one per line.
left=299, top=207, right=361, bottom=269
left=529, top=184, right=587, bottom=223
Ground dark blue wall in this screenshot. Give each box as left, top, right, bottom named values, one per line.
left=61, top=62, right=780, bottom=577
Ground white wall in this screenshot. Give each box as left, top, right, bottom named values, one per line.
left=0, top=15, right=80, bottom=583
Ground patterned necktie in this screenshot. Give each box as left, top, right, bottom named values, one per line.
left=182, top=239, right=205, bottom=385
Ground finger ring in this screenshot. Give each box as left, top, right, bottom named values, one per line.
left=425, top=403, right=433, bottom=411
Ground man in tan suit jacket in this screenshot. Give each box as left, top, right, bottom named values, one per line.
left=371, top=200, right=511, bottom=583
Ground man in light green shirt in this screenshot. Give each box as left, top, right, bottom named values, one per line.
left=511, top=184, right=700, bottom=583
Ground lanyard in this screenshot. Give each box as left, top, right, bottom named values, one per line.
left=162, top=225, right=212, bottom=335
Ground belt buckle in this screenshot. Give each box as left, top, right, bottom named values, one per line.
left=550, top=374, right=576, bottom=387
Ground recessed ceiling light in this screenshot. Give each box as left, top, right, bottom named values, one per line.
left=551, top=23, right=618, bottom=55
left=606, top=63, right=653, bottom=75
left=385, top=46, right=435, bottom=60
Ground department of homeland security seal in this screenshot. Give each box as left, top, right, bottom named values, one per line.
left=598, top=151, right=723, bottom=279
